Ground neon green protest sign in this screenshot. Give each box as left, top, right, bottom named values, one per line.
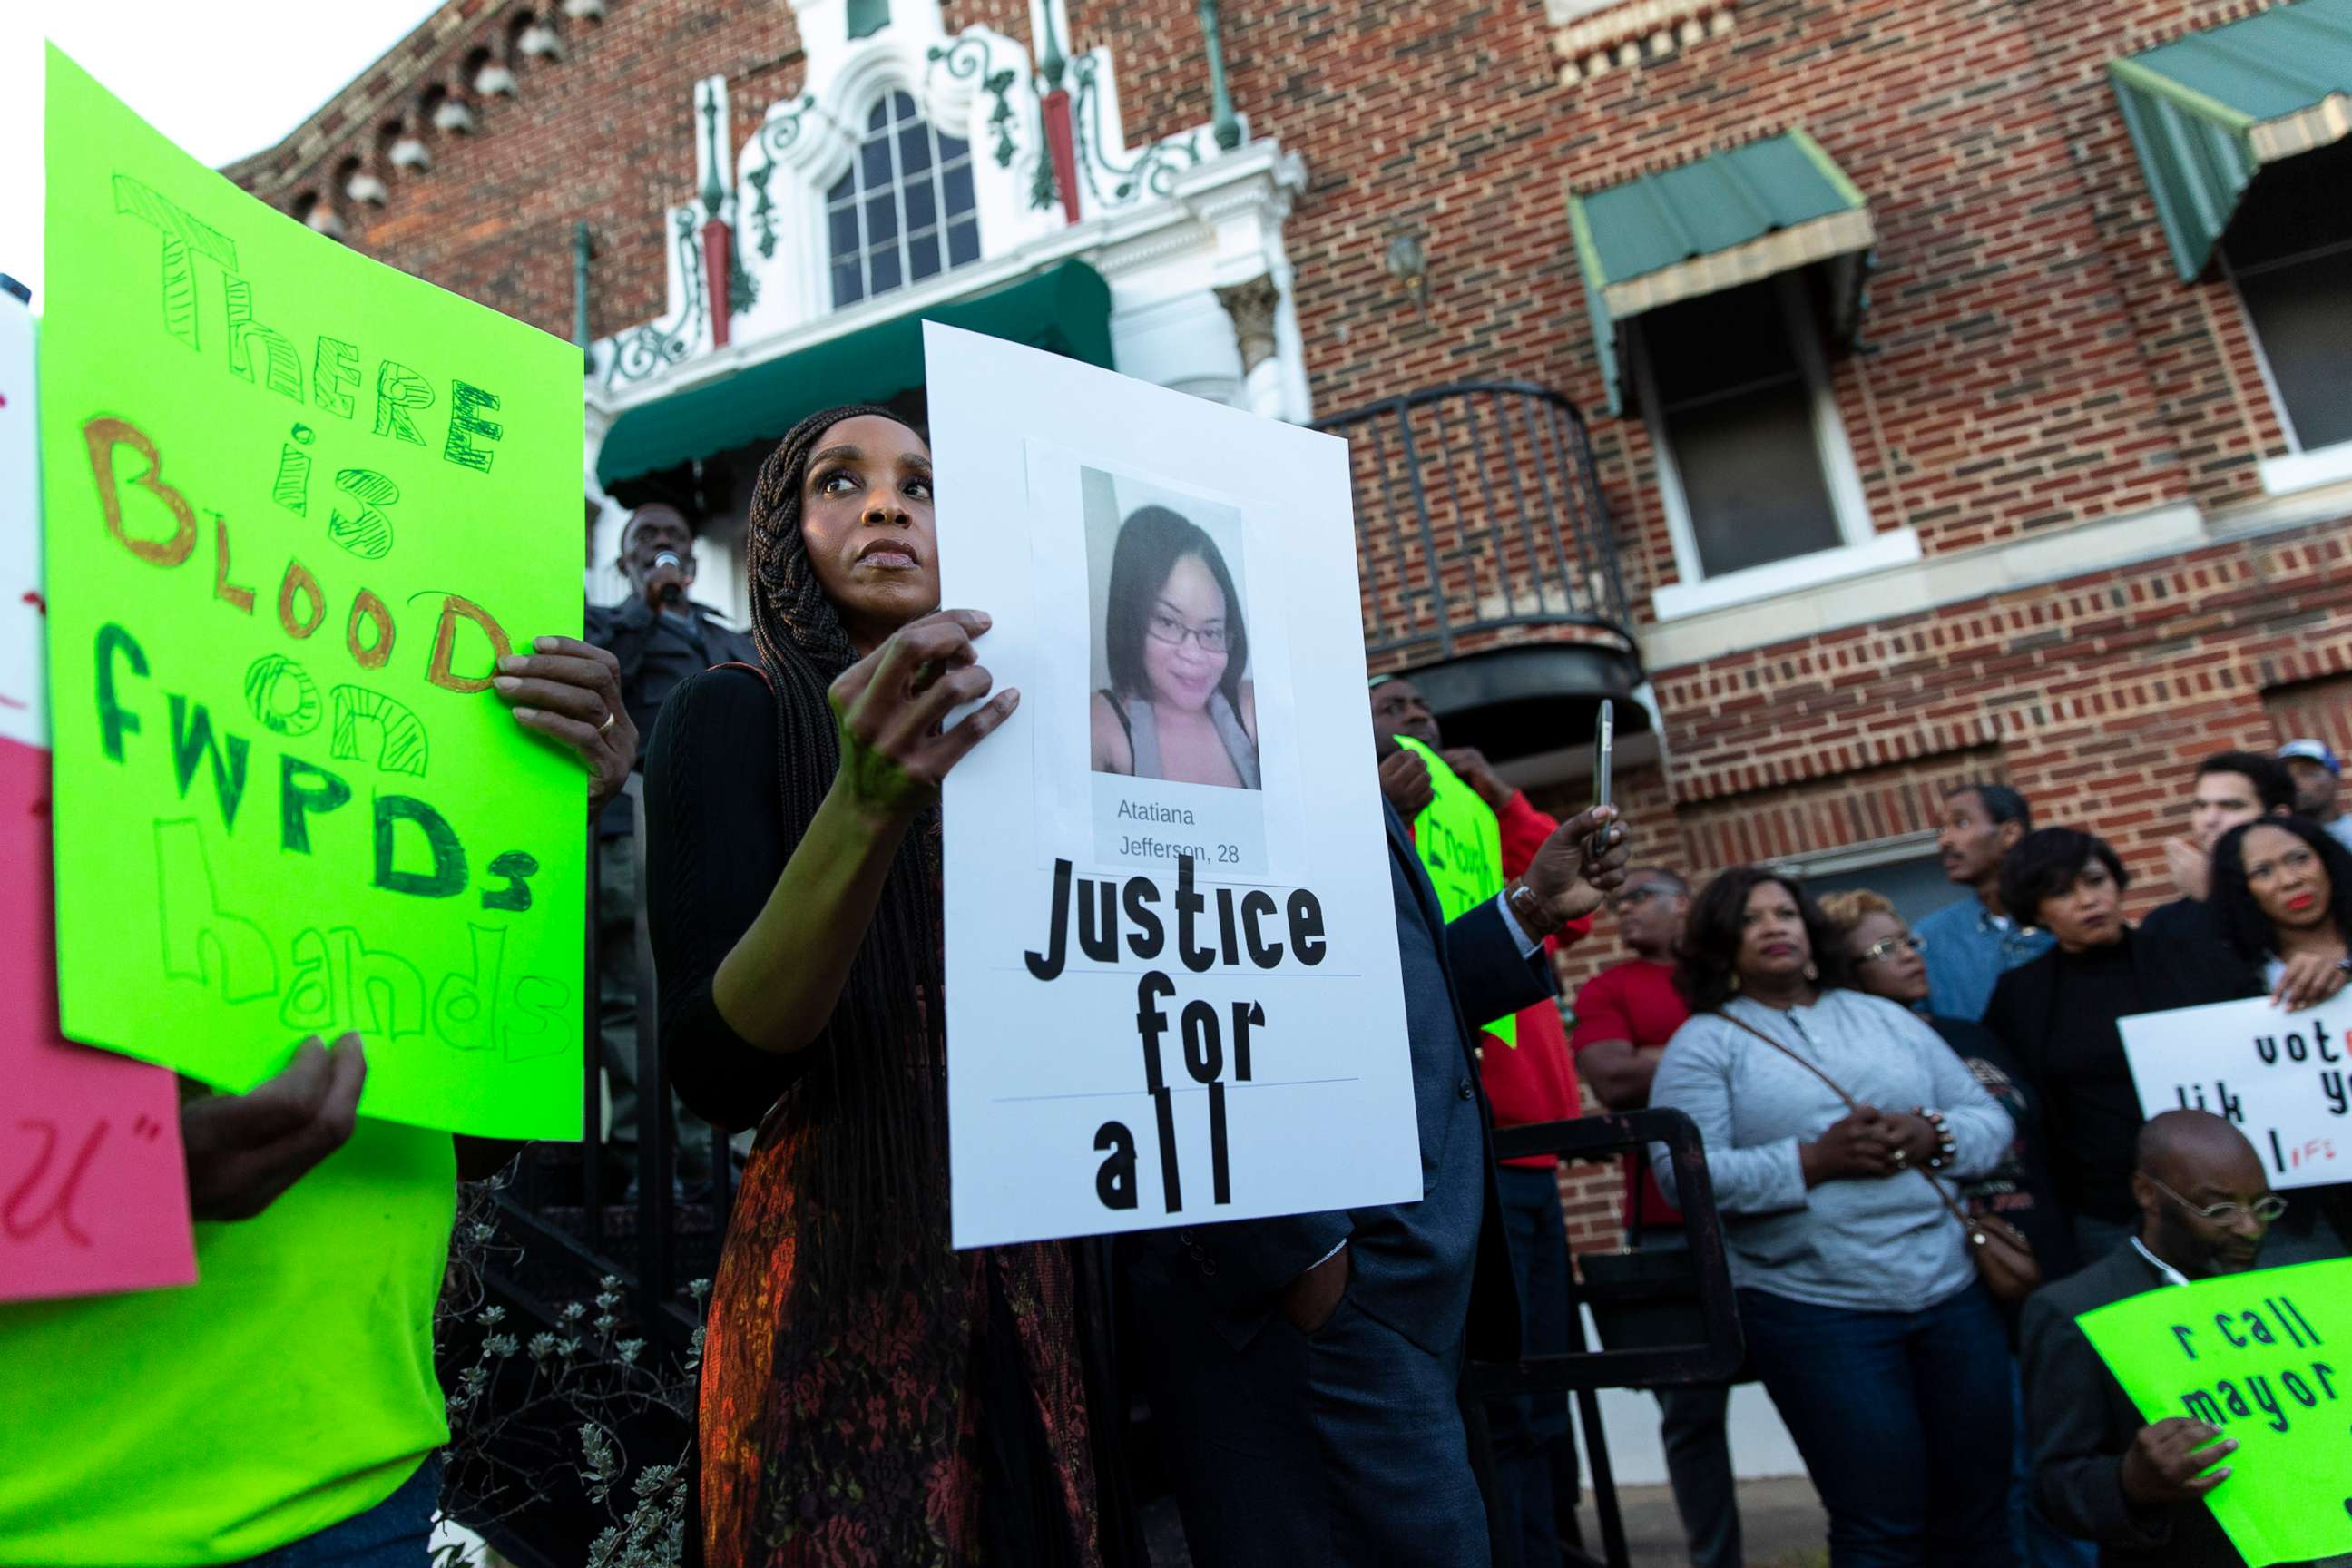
left=39, top=49, right=586, bottom=1139
left=2076, top=1257, right=2352, bottom=1567
left=1395, top=737, right=1515, bottom=1046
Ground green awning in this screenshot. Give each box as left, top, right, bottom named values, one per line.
left=1566, top=129, right=1875, bottom=416
left=595, top=259, right=1114, bottom=487
left=2109, top=0, right=2352, bottom=281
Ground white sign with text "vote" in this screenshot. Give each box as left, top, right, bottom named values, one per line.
left=927, top=322, right=1421, bottom=1250
left=2120, top=995, right=2350, bottom=1189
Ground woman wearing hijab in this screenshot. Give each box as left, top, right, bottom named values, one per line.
left=643, top=406, right=1132, bottom=1566
left=1089, top=505, right=1260, bottom=789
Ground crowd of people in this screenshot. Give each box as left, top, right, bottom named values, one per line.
left=6, top=402, right=2343, bottom=1568
left=1570, top=763, right=2350, bottom=1568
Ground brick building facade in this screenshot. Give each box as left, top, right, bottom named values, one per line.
left=232, top=0, right=2352, bottom=1250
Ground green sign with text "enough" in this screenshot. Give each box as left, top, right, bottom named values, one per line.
left=2077, top=1257, right=2352, bottom=1568
left=39, top=49, right=585, bottom=1139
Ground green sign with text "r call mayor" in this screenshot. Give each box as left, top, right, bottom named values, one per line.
left=2078, top=1257, right=2352, bottom=1567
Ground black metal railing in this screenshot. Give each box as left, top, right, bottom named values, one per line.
left=1312, top=382, right=1633, bottom=663
left=445, top=781, right=726, bottom=1566
left=1465, top=1109, right=1743, bottom=1568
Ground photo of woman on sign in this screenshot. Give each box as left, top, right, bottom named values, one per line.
left=1088, top=502, right=1261, bottom=790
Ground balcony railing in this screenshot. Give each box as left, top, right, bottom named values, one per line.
left=1312, top=382, right=1633, bottom=663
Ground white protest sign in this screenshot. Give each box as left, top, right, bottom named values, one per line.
left=929, top=322, right=1422, bottom=1250
left=2120, top=996, right=2349, bottom=1189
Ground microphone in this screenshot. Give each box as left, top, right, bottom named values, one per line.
left=652, top=549, right=685, bottom=606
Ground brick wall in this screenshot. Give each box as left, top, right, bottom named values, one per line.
left=241, top=1, right=2312, bottom=585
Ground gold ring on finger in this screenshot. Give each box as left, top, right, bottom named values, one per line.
left=598, top=710, right=618, bottom=735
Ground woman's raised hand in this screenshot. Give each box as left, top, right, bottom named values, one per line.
left=2270, top=949, right=2350, bottom=1011
left=829, top=609, right=1019, bottom=818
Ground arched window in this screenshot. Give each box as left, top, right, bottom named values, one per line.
left=827, top=91, right=979, bottom=309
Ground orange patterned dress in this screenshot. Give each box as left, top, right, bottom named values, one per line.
left=698, top=1112, right=1106, bottom=1566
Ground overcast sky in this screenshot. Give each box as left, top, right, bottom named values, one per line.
left=3, top=5, right=446, bottom=307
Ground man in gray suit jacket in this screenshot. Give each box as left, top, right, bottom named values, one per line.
left=1129, top=796, right=1627, bottom=1567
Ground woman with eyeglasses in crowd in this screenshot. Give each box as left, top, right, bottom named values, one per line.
left=1089, top=505, right=1260, bottom=790
left=1820, top=891, right=2082, bottom=1568
left=1649, top=867, right=2016, bottom=1568
left=1820, top=891, right=2073, bottom=1284
left=2203, top=816, right=2352, bottom=1260
left=1982, top=829, right=2250, bottom=1265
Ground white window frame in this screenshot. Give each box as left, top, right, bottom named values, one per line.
left=1635, top=272, right=1917, bottom=622
left=825, top=90, right=981, bottom=310
left=1767, top=830, right=1939, bottom=885
left=2224, top=239, right=2352, bottom=497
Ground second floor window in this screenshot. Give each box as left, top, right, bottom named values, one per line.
left=828, top=91, right=980, bottom=309
left=1632, top=275, right=1878, bottom=602
left=2226, top=144, right=2352, bottom=460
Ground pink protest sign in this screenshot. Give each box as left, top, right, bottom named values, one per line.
left=1, top=291, right=195, bottom=1301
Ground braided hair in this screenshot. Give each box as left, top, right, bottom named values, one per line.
left=743, top=403, right=951, bottom=1311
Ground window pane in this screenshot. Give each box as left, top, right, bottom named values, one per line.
left=893, top=91, right=916, bottom=122
left=942, top=160, right=975, bottom=217
left=937, top=131, right=971, bottom=164
left=827, top=168, right=855, bottom=205
left=903, top=178, right=936, bottom=232
left=899, top=124, right=932, bottom=177
left=832, top=260, right=863, bottom=309
left=869, top=248, right=902, bottom=295
left=867, top=100, right=890, bottom=133
left=1664, top=377, right=1845, bottom=578
left=947, top=216, right=980, bottom=267
left=2239, top=258, right=2352, bottom=451
left=828, top=202, right=859, bottom=257
left=865, top=191, right=898, bottom=247
left=909, top=230, right=941, bottom=281
left=861, top=133, right=893, bottom=189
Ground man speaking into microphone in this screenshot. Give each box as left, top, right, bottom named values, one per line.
left=584, top=504, right=757, bottom=1190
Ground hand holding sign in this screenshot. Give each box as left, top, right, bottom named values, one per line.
left=1377, top=747, right=1434, bottom=818
left=1439, top=747, right=1514, bottom=813
left=2266, top=949, right=2349, bottom=1013
left=181, top=1034, right=366, bottom=1221
left=829, top=609, right=1019, bottom=818
left=2076, top=1257, right=2352, bottom=1566
left=2119, top=1417, right=2236, bottom=1506
left=492, top=635, right=637, bottom=817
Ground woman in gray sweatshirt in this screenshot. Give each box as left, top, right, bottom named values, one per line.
left=1651, top=867, right=2016, bottom=1568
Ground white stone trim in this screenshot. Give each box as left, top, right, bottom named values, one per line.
left=1550, top=0, right=1735, bottom=82
left=2259, top=441, right=2352, bottom=497
left=586, top=139, right=1309, bottom=428
left=1639, top=502, right=2210, bottom=671
left=1768, top=830, right=1940, bottom=881
left=1651, top=529, right=1923, bottom=622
